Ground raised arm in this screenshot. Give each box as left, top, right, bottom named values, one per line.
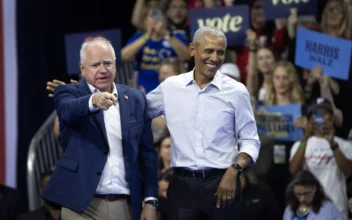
left=131, top=0, right=146, bottom=31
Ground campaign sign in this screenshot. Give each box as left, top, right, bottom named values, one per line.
left=189, top=5, right=249, bottom=46
left=65, top=29, right=121, bottom=75
left=295, top=27, right=352, bottom=80
left=264, top=0, right=317, bottom=20
left=256, top=103, right=303, bottom=142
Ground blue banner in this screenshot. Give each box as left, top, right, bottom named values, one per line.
left=264, top=0, right=317, bottom=20
left=64, top=29, right=121, bottom=76
left=256, top=103, right=303, bottom=142
left=295, top=27, right=352, bottom=80
left=189, top=5, right=249, bottom=46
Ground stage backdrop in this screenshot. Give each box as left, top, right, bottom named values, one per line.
left=0, top=0, right=18, bottom=188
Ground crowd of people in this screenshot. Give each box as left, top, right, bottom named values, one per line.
left=1, top=0, right=352, bottom=219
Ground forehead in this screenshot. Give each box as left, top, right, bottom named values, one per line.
left=327, top=1, right=342, bottom=8
left=196, top=33, right=226, bottom=49
left=85, top=43, right=114, bottom=60
left=169, top=0, right=186, bottom=5
left=257, top=48, right=273, bottom=57
left=293, top=185, right=311, bottom=192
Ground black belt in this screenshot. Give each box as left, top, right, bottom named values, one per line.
left=94, top=194, right=129, bottom=201
left=173, top=167, right=227, bottom=179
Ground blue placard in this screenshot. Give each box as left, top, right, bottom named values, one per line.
left=264, top=0, right=317, bottom=20
left=295, top=27, right=352, bottom=80
left=256, top=103, right=303, bottom=142
left=64, top=29, right=121, bottom=75
left=189, top=5, right=249, bottom=46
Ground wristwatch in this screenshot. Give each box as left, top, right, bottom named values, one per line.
left=145, top=199, right=158, bottom=208
left=231, top=164, right=243, bottom=176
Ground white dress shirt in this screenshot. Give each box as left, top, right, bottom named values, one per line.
left=147, top=70, right=260, bottom=169
left=87, top=83, right=130, bottom=195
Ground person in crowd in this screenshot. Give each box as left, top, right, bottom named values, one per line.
left=158, top=58, right=183, bottom=83
left=157, top=169, right=173, bottom=220
left=240, top=170, right=281, bottom=220
left=264, top=60, right=304, bottom=106
left=157, top=136, right=172, bottom=175
left=121, top=2, right=189, bottom=93
left=41, top=37, right=158, bottom=220
left=245, top=28, right=279, bottom=104
left=286, top=0, right=352, bottom=139
left=132, top=0, right=189, bottom=35
left=232, top=0, right=288, bottom=84
left=289, top=98, right=352, bottom=219
left=283, top=170, right=343, bottom=220
left=17, top=168, right=61, bottom=220
left=219, top=63, right=241, bottom=81
left=0, top=184, right=24, bottom=220
left=147, top=26, right=260, bottom=219
left=258, top=60, right=304, bottom=213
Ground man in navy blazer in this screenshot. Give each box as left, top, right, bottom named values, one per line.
left=41, top=37, right=158, bottom=220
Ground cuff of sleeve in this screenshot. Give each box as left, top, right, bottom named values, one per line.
left=144, top=197, right=158, bottom=202
left=89, top=94, right=99, bottom=112
left=238, top=140, right=260, bottom=165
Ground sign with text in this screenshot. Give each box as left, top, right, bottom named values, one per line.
left=189, top=5, right=249, bottom=46
left=295, top=27, right=352, bottom=80
left=264, top=0, right=317, bottom=20
left=256, top=103, right=303, bottom=142
left=65, top=29, right=121, bottom=75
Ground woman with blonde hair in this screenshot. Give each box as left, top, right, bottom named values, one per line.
left=264, top=60, right=304, bottom=106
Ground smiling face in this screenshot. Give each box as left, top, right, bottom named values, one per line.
left=80, top=42, right=116, bottom=92
left=190, top=33, right=226, bottom=81
left=324, top=0, right=344, bottom=28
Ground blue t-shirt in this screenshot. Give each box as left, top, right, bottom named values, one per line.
left=125, top=31, right=188, bottom=93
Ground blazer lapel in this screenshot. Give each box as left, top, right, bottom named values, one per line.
left=79, top=80, right=109, bottom=152
left=117, top=85, right=129, bottom=150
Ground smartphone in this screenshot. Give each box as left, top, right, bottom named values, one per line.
left=151, top=9, right=162, bottom=21
left=314, top=110, right=324, bottom=131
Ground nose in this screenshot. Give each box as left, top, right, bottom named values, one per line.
left=98, top=63, right=107, bottom=73
left=209, top=52, right=219, bottom=63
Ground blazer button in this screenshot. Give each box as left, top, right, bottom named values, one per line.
left=96, top=172, right=102, bottom=176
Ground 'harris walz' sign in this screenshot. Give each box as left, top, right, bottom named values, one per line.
left=256, top=103, right=303, bottom=142
left=264, top=0, right=317, bottom=20
left=189, top=5, right=249, bottom=46
left=295, top=27, right=352, bottom=80
left=65, top=29, right=121, bottom=76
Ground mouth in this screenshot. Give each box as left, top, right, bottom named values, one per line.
left=96, top=76, right=110, bottom=81
left=205, top=63, right=218, bottom=71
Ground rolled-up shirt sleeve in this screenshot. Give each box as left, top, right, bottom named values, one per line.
left=146, top=83, right=165, bottom=119
left=235, top=89, right=261, bottom=164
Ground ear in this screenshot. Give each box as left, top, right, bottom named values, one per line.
left=80, top=62, right=85, bottom=76
left=189, top=43, right=195, bottom=57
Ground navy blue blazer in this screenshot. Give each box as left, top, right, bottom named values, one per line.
left=41, top=80, right=157, bottom=220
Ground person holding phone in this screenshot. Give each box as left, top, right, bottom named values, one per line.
left=121, top=2, right=190, bottom=94
left=289, top=97, right=352, bottom=219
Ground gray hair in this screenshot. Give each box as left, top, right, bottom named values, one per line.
left=192, top=26, right=227, bottom=47
left=80, top=37, right=116, bottom=63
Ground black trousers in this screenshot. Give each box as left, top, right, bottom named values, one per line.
left=167, top=171, right=241, bottom=220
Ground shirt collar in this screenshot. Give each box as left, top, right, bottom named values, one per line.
left=185, top=69, right=222, bottom=91
left=87, top=82, right=118, bottom=96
